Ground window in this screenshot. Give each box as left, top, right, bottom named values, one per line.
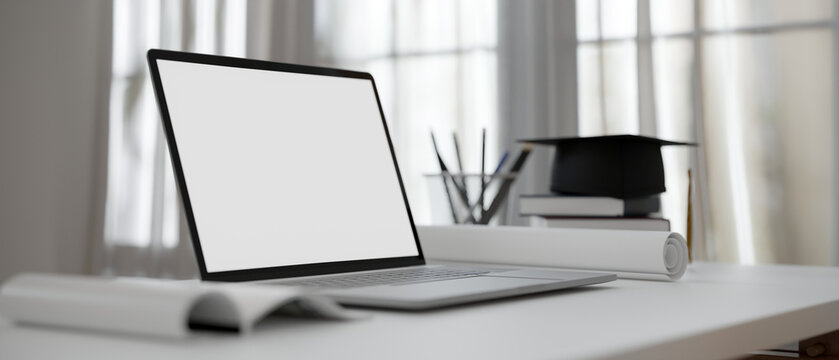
left=314, top=0, right=498, bottom=225
left=576, top=0, right=834, bottom=264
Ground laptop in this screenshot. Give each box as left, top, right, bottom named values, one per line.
left=146, top=49, right=615, bottom=310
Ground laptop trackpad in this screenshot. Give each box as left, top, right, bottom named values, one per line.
left=325, top=276, right=561, bottom=309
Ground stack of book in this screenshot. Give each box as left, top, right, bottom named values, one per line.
left=516, top=134, right=693, bottom=232
left=519, top=194, right=670, bottom=231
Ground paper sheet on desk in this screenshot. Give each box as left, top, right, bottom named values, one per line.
left=417, top=225, right=689, bottom=281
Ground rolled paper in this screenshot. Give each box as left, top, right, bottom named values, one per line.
left=417, top=225, right=689, bottom=281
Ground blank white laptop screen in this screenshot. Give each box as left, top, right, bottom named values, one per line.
left=156, top=60, right=419, bottom=273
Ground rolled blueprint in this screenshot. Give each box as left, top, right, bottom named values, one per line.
left=417, top=225, right=688, bottom=281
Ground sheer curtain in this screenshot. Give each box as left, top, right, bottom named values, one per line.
left=100, top=0, right=496, bottom=277
left=99, top=0, right=836, bottom=277
left=314, top=0, right=499, bottom=225
left=497, top=1, right=579, bottom=226
left=573, top=0, right=835, bottom=265
left=99, top=0, right=315, bottom=278
left=574, top=0, right=695, bottom=255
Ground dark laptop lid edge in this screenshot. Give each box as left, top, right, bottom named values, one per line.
left=146, top=49, right=426, bottom=282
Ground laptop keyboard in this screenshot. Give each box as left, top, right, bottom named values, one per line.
left=283, top=267, right=491, bottom=288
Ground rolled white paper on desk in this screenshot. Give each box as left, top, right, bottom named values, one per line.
left=417, top=225, right=688, bottom=281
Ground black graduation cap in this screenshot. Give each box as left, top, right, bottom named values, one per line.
left=519, top=135, right=695, bottom=199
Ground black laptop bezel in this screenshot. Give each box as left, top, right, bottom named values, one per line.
left=146, top=49, right=426, bottom=282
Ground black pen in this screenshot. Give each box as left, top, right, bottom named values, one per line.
left=481, top=143, right=533, bottom=224
left=449, top=132, right=471, bottom=199
left=464, top=149, right=510, bottom=218
left=432, top=131, right=477, bottom=223
left=431, top=132, right=458, bottom=223
left=453, top=133, right=464, bottom=174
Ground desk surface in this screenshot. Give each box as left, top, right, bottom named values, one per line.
left=2, top=263, right=839, bottom=360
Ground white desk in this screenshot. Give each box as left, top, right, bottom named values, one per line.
left=2, top=263, right=839, bottom=360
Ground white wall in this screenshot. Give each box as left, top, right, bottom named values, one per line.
left=0, top=0, right=111, bottom=281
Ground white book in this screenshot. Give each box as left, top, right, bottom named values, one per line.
left=520, top=195, right=622, bottom=216
left=0, top=273, right=362, bottom=338
left=538, top=217, right=671, bottom=231
left=519, top=194, right=660, bottom=217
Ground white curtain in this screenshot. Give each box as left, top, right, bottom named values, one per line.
left=98, top=0, right=836, bottom=277
left=497, top=0, right=580, bottom=226
left=698, top=0, right=834, bottom=264
left=571, top=0, right=696, bottom=256
left=506, top=0, right=836, bottom=265
left=315, top=0, right=499, bottom=226
left=97, top=0, right=317, bottom=278
left=100, top=0, right=498, bottom=277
